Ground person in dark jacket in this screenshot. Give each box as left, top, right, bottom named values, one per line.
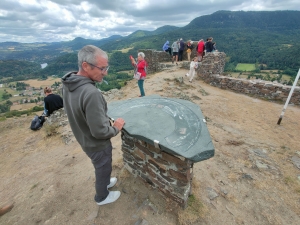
left=43, top=87, right=63, bottom=116
left=205, top=37, right=214, bottom=53
left=178, top=38, right=185, bottom=61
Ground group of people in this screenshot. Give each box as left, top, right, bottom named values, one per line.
left=162, top=38, right=185, bottom=65
left=163, top=37, right=217, bottom=83
left=163, top=37, right=217, bottom=63
left=196, top=37, right=216, bottom=62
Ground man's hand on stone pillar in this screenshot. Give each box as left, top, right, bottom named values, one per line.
left=113, top=118, right=125, bottom=131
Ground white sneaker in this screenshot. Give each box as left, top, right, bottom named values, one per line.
left=96, top=191, right=121, bottom=206
left=107, top=177, right=117, bottom=189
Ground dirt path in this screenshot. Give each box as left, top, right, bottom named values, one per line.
left=1, top=65, right=300, bottom=225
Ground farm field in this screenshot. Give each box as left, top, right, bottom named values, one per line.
left=23, top=77, right=61, bottom=88
left=235, top=63, right=256, bottom=71
left=10, top=102, right=41, bottom=111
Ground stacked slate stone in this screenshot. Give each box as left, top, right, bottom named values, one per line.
left=121, top=130, right=193, bottom=208
left=140, top=49, right=171, bottom=74
left=199, top=73, right=300, bottom=105
left=198, top=52, right=226, bottom=79
left=193, top=52, right=299, bottom=105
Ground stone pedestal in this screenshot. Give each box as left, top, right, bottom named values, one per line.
left=121, top=130, right=193, bottom=208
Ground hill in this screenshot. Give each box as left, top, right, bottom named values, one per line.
left=186, top=10, right=300, bottom=30
left=0, top=35, right=123, bottom=63
left=0, top=64, right=299, bottom=224
left=0, top=10, right=300, bottom=81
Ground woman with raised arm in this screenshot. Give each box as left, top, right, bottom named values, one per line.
left=129, top=52, right=147, bottom=97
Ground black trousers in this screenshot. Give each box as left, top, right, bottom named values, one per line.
left=178, top=50, right=184, bottom=61
left=85, top=145, right=112, bottom=202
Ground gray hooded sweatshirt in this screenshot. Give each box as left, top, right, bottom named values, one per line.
left=61, top=72, right=119, bottom=152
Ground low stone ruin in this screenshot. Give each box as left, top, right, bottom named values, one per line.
left=197, top=53, right=300, bottom=105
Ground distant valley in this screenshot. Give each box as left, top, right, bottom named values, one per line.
left=1, top=10, right=300, bottom=114
left=1, top=10, right=300, bottom=79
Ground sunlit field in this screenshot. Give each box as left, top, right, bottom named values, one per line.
left=235, top=63, right=256, bottom=71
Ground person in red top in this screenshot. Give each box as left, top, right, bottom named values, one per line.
left=197, top=39, right=205, bottom=62
left=130, top=52, right=147, bottom=97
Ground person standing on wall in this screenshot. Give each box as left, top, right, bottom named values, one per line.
left=162, top=40, right=172, bottom=56
left=171, top=40, right=179, bottom=65
left=178, top=38, right=185, bottom=61
left=43, top=86, right=63, bottom=116
left=197, top=39, right=205, bottom=62
left=186, top=41, right=193, bottom=61
left=205, top=37, right=214, bottom=53
left=130, top=52, right=147, bottom=97
left=61, top=45, right=125, bottom=206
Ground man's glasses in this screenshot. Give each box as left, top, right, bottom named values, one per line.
left=86, top=62, right=109, bottom=72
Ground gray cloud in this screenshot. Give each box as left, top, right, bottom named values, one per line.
left=0, top=0, right=299, bottom=43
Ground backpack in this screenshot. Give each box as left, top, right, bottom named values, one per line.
left=30, top=115, right=45, bottom=131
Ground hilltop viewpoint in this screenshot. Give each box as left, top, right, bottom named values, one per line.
left=1, top=62, right=300, bottom=225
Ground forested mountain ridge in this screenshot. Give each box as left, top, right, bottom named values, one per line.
left=0, top=10, right=300, bottom=81
left=186, top=10, right=300, bottom=30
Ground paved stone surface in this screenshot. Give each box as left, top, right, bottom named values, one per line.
left=107, top=95, right=214, bottom=162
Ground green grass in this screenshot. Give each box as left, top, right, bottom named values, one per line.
left=235, top=63, right=256, bottom=71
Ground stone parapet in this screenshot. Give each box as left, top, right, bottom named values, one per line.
left=140, top=49, right=172, bottom=74
left=199, top=74, right=300, bottom=105
left=198, top=52, right=226, bottom=76
left=197, top=53, right=300, bottom=105
left=121, top=130, right=193, bottom=208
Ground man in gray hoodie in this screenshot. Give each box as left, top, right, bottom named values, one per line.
left=61, top=45, right=125, bottom=206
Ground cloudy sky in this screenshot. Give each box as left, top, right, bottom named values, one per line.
left=0, top=0, right=299, bottom=43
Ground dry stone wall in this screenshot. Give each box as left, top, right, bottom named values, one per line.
left=140, top=49, right=172, bottom=74
left=198, top=52, right=227, bottom=76
left=201, top=75, right=300, bottom=104
left=121, top=130, right=193, bottom=208
left=197, top=52, right=300, bottom=105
